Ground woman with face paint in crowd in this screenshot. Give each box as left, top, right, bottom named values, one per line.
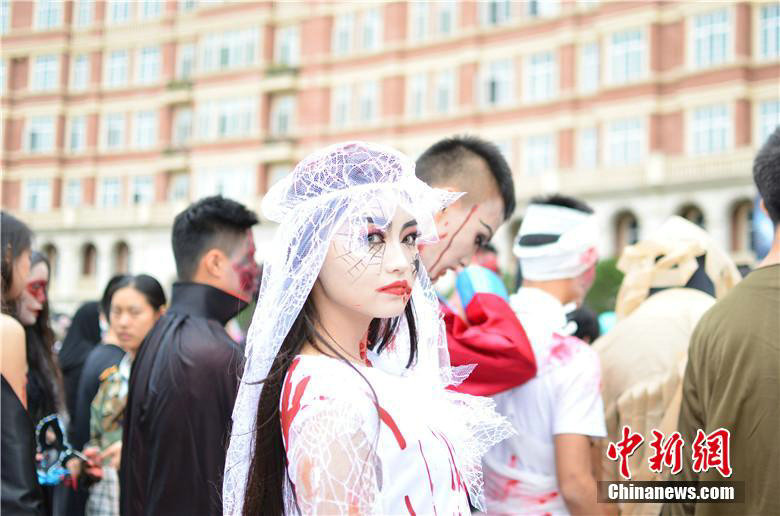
left=223, top=142, right=512, bottom=515
left=1, top=211, right=45, bottom=514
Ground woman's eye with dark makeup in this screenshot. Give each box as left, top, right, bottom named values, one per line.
left=367, top=231, right=385, bottom=245
left=402, top=231, right=420, bottom=246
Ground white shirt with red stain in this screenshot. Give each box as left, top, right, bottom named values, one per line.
left=280, top=354, right=472, bottom=515
left=484, top=287, right=607, bottom=515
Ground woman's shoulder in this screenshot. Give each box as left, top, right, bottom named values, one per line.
left=0, top=314, right=26, bottom=360
left=0, top=313, right=24, bottom=340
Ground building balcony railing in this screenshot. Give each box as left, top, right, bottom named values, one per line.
left=519, top=149, right=755, bottom=200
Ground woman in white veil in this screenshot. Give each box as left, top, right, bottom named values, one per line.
left=223, top=141, right=511, bottom=515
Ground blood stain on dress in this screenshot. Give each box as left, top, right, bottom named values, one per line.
left=404, top=495, right=416, bottom=516
left=377, top=405, right=406, bottom=449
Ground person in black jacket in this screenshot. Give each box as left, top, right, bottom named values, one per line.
left=121, top=196, right=260, bottom=516
left=58, top=302, right=101, bottom=420
left=1, top=211, right=44, bottom=515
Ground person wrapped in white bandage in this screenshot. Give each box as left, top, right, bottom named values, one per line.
left=484, top=194, right=607, bottom=515
left=222, top=141, right=513, bottom=515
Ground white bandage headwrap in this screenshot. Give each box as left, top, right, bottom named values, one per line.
left=513, top=203, right=599, bottom=281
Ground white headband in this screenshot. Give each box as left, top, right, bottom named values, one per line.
left=513, top=203, right=599, bottom=281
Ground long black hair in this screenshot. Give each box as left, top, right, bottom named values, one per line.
left=1, top=211, right=32, bottom=314
left=242, top=290, right=418, bottom=515
left=22, top=251, right=65, bottom=423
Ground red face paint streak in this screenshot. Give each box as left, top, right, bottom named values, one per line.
left=404, top=495, right=416, bottom=516
left=429, top=204, right=478, bottom=277
left=377, top=405, right=406, bottom=449
left=280, top=358, right=311, bottom=449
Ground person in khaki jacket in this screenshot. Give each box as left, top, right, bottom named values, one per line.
left=593, top=216, right=741, bottom=515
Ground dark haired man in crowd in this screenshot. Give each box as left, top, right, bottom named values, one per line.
left=121, top=196, right=260, bottom=516
left=668, top=127, right=780, bottom=516
left=414, top=136, right=536, bottom=396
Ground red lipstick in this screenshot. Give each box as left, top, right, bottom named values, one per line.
left=376, top=281, right=412, bottom=297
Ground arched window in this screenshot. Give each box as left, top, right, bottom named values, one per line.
left=41, top=243, right=58, bottom=280
left=678, top=203, right=706, bottom=228
left=730, top=199, right=754, bottom=254
left=113, top=241, right=130, bottom=274
left=82, top=243, right=97, bottom=277
left=614, top=211, right=639, bottom=256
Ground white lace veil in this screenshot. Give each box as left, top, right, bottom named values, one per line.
left=223, top=141, right=512, bottom=514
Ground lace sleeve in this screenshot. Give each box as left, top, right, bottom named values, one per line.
left=285, top=395, right=380, bottom=514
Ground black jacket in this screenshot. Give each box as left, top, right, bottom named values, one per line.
left=120, top=283, right=246, bottom=516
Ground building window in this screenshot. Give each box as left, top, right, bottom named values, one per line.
left=27, top=116, right=55, bottom=153
left=274, top=26, right=300, bottom=66
left=64, top=179, right=82, bottom=207
left=133, top=111, right=158, bottom=149
left=139, top=0, right=163, bottom=20
left=177, top=44, right=196, bottom=79
left=178, top=0, right=196, bottom=12
left=580, top=42, right=600, bottom=93
left=100, top=177, right=122, bottom=207
left=69, top=116, right=86, bottom=153
left=614, top=211, right=639, bottom=254
left=524, top=50, right=556, bottom=103
left=332, top=12, right=354, bottom=55
left=74, top=0, right=93, bottom=27
left=436, top=1, right=456, bottom=35
left=71, top=54, right=90, bottom=90
left=332, top=84, right=351, bottom=128
left=200, top=28, right=258, bottom=72
left=196, top=166, right=254, bottom=201
left=609, top=28, right=644, bottom=85
left=173, top=108, right=193, bottom=146
left=25, top=179, right=51, bottom=213
left=1, top=0, right=10, bottom=35
left=32, top=55, right=59, bottom=91
left=103, top=113, right=126, bottom=150
left=137, top=47, right=160, bottom=84
left=267, top=164, right=291, bottom=191
left=607, top=117, right=643, bottom=165
left=408, top=73, right=427, bottom=118
left=481, top=0, right=512, bottom=26
left=36, top=0, right=62, bottom=30
left=692, top=9, right=730, bottom=68
left=524, top=134, right=555, bottom=176
left=113, top=242, right=129, bottom=274
left=196, top=97, right=257, bottom=140
left=360, top=8, right=382, bottom=51
left=409, top=2, right=428, bottom=42
left=435, top=69, right=455, bottom=114
left=81, top=243, right=97, bottom=277
left=169, top=173, right=190, bottom=201
left=525, top=0, right=561, bottom=19
left=578, top=127, right=598, bottom=168
left=483, top=58, right=514, bottom=107
left=131, top=176, right=154, bottom=204
left=679, top=204, right=706, bottom=228
left=760, top=5, right=780, bottom=60
left=107, top=0, right=132, bottom=24
left=105, top=50, right=129, bottom=87
left=358, top=81, right=379, bottom=123
left=758, top=99, right=780, bottom=145
left=692, top=104, right=730, bottom=155
left=270, top=95, right=296, bottom=136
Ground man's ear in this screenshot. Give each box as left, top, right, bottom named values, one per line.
left=200, top=248, right=227, bottom=280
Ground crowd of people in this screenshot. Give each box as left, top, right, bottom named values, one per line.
left=1, top=128, right=778, bottom=516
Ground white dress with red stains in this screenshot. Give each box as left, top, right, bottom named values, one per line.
left=281, top=354, right=472, bottom=515
left=483, top=287, right=607, bottom=515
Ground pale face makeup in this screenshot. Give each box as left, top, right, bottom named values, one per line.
left=17, top=261, right=49, bottom=326
left=420, top=195, right=503, bottom=282
left=109, top=286, right=162, bottom=356
left=315, top=207, right=421, bottom=322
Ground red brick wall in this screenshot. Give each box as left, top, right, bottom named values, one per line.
left=2, top=180, right=21, bottom=210
left=301, top=16, right=332, bottom=59
left=559, top=44, right=575, bottom=92
left=11, top=1, right=33, bottom=30
left=382, top=75, right=405, bottom=118
left=734, top=98, right=751, bottom=147
left=735, top=3, right=751, bottom=59
left=458, top=62, right=477, bottom=108
left=559, top=128, right=574, bottom=168
left=384, top=2, right=407, bottom=44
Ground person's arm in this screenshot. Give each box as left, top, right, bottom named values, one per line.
left=554, top=434, right=604, bottom=516
left=1, top=315, right=29, bottom=408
